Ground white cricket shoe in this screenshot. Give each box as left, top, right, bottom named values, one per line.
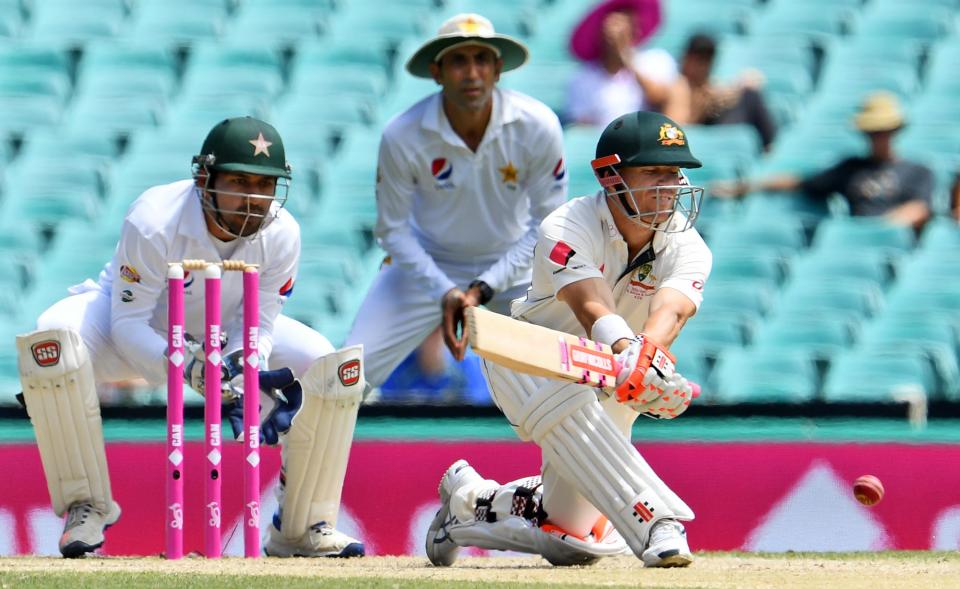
left=59, top=500, right=121, bottom=558
left=425, top=459, right=484, bottom=567
left=264, top=520, right=365, bottom=557
left=641, top=518, right=693, bottom=568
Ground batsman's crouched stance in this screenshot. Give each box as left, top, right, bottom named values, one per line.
left=16, top=117, right=364, bottom=558
left=426, top=111, right=712, bottom=568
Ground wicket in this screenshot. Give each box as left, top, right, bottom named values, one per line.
left=166, top=260, right=261, bottom=559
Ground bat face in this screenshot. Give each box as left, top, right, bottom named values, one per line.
left=465, top=307, right=700, bottom=399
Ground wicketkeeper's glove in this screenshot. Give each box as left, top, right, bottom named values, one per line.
left=224, top=366, right=303, bottom=446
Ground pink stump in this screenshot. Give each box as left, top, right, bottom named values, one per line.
left=204, top=264, right=223, bottom=558
left=166, top=264, right=185, bottom=560
left=242, top=266, right=260, bottom=558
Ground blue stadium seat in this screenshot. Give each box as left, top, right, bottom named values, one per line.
left=860, top=317, right=960, bottom=400
left=703, top=216, right=806, bottom=255
left=822, top=349, right=935, bottom=402
left=751, top=315, right=859, bottom=360
left=226, top=0, right=329, bottom=48
left=856, top=3, right=953, bottom=45
left=809, top=217, right=915, bottom=259
left=918, top=217, right=960, bottom=250
left=707, top=250, right=787, bottom=286
left=710, top=348, right=818, bottom=404
left=76, top=42, right=177, bottom=99
left=125, top=0, right=227, bottom=45
left=747, top=2, right=856, bottom=42
left=28, top=0, right=126, bottom=47
left=789, top=249, right=892, bottom=287
left=696, top=280, right=774, bottom=323
left=0, top=45, right=71, bottom=95
left=776, top=279, right=884, bottom=321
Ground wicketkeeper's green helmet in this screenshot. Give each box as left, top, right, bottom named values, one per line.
left=194, top=116, right=291, bottom=179
left=192, top=117, right=292, bottom=240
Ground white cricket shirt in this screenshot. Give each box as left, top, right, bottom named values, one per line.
left=375, top=87, right=568, bottom=299
left=90, top=180, right=300, bottom=384
left=511, top=192, right=712, bottom=335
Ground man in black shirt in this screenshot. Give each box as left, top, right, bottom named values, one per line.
left=713, top=91, right=933, bottom=230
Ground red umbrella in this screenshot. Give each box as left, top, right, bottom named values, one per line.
left=570, top=0, right=662, bottom=62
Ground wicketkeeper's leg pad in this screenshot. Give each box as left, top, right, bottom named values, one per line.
left=17, top=328, right=114, bottom=517
left=279, top=345, right=363, bottom=540
left=484, top=360, right=694, bottom=557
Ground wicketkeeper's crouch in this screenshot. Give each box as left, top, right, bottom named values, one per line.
left=16, top=117, right=364, bottom=559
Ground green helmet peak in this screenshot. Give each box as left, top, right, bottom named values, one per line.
left=195, top=116, right=291, bottom=179
left=595, top=111, right=702, bottom=169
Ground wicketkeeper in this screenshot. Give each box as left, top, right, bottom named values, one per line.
left=426, top=111, right=711, bottom=567
left=16, top=117, right=364, bottom=558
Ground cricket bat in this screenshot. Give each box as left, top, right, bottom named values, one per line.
left=465, top=306, right=700, bottom=397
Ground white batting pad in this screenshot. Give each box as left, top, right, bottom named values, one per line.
left=484, top=360, right=693, bottom=557
left=280, top=345, right=363, bottom=539
left=448, top=475, right=627, bottom=565
left=17, top=329, right=113, bottom=517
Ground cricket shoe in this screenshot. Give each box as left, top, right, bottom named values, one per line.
left=264, top=519, right=365, bottom=557
left=641, top=518, right=693, bottom=568
left=425, top=459, right=484, bottom=567
left=59, top=500, right=121, bottom=558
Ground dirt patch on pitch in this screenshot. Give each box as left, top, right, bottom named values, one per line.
left=1, top=553, right=958, bottom=588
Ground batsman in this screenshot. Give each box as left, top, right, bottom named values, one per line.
left=16, top=117, right=365, bottom=558
left=427, top=111, right=712, bottom=567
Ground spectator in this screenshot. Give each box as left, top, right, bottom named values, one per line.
left=566, top=0, right=686, bottom=126
left=712, top=91, right=933, bottom=230
left=673, top=33, right=778, bottom=150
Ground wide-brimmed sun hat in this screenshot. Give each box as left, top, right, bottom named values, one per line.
left=570, top=0, right=662, bottom=62
left=853, top=91, right=906, bottom=133
left=405, top=13, right=529, bottom=78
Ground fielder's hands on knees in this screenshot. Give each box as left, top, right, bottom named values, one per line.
left=224, top=367, right=303, bottom=445
left=613, top=335, right=694, bottom=419
left=440, top=286, right=482, bottom=361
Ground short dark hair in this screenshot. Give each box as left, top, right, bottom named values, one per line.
left=685, top=33, right=716, bottom=59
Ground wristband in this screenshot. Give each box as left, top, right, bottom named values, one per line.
left=468, top=279, right=494, bottom=305
left=591, top=314, right=634, bottom=347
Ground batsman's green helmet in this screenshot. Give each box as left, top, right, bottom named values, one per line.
left=595, top=111, right=702, bottom=169
left=195, top=116, right=291, bottom=179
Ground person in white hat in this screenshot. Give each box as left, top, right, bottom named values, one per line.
left=344, top=13, right=568, bottom=389
left=712, top=91, right=933, bottom=230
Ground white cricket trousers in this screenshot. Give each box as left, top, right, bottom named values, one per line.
left=343, top=261, right=528, bottom=388
left=482, top=359, right=641, bottom=539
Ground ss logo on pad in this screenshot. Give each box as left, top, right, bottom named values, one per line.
left=31, top=340, right=61, bottom=367
left=338, top=360, right=360, bottom=387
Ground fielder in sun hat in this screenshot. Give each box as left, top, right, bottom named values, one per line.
left=405, top=13, right=529, bottom=78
